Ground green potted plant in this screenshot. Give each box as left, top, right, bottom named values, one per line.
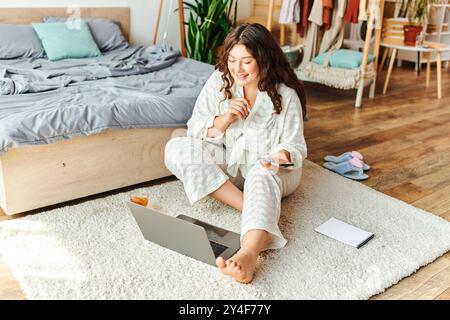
left=183, top=0, right=238, bottom=64
left=403, top=0, right=435, bottom=45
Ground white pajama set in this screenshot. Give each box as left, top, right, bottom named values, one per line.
left=164, top=70, right=307, bottom=250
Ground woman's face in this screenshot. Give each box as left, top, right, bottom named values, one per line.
left=227, top=44, right=260, bottom=87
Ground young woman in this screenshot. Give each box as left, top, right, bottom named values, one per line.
left=165, top=23, right=307, bottom=283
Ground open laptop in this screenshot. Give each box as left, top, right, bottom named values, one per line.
left=128, top=202, right=240, bottom=266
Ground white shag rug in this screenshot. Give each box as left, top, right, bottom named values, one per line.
left=0, top=160, right=449, bottom=300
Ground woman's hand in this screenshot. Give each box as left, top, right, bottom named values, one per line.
left=260, top=157, right=292, bottom=170
left=271, top=150, right=291, bottom=162
left=207, top=97, right=250, bottom=137
left=260, top=150, right=292, bottom=170
left=207, top=97, right=250, bottom=138
left=224, top=98, right=251, bottom=124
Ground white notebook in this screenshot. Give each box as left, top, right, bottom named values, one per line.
left=315, top=217, right=374, bottom=249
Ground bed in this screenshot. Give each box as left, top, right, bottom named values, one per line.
left=0, top=7, right=213, bottom=215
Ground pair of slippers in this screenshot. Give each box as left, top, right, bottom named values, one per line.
left=323, top=151, right=370, bottom=180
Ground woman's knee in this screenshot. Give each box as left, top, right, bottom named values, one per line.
left=244, top=164, right=301, bottom=197
left=164, top=136, right=205, bottom=169
left=246, top=162, right=277, bottom=179
left=165, top=137, right=191, bottom=169
left=282, top=169, right=302, bottom=197
left=244, top=165, right=277, bottom=190
left=165, top=136, right=187, bottom=155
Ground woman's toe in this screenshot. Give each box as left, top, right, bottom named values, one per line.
left=216, top=256, right=226, bottom=269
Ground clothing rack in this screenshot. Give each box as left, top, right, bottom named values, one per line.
left=296, top=0, right=384, bottom=108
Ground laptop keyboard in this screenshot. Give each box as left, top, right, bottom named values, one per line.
left=209, top=241, right=228, bottom=257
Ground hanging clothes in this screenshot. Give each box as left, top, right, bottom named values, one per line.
left=297, top=0, right=313, bottom=37
left=343, top=0, right=359, bottom=24
left=279, top=0, right=301, bottom=24
left=300, top=0, right=323, bottom=66
left=359, top=0, right=368, bottom=21
left=321, top=0, right=333, bottom=31
left=319, top=0, right=347, bottom=54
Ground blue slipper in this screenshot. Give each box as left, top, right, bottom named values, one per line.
left=323, top=158, right=369, bottom=181
left=324, top=151, right=370, bottom=171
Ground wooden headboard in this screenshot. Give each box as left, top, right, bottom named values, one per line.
left=0, top=7, right=130, bottom=41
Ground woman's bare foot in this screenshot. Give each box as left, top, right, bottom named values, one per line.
left=215, top=250, right=258, bottom=283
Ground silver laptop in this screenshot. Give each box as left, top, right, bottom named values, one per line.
left=128, top=202, right=240, bottom=266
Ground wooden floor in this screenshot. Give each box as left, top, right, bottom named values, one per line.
left=0, top=63, right=449, bottom=300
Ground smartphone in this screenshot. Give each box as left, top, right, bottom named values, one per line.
left=278, top=162, right=294, bottom=167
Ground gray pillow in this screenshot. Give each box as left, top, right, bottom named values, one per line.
left=0, top=24, right=45, bottom=59
left=43, top=17, right=129, bottom=52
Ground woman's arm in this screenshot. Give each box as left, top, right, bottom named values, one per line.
left=271, top=149, right=291, bottom=162
left=264, top=91, right=307, bottom=169
left=187, top=70, right=248, bottom=143
left=207, top=114, right=233, bottom=138
left=207, top=97, right=250, bottom=137
left=186, top=70, right=225, bottom=144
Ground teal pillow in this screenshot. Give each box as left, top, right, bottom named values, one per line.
left=32, top=20, right=101, bottom=61
left=313, top=49, right=374, bottom=69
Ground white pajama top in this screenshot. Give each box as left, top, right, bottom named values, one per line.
left=186, top=69, right=307, bottom=178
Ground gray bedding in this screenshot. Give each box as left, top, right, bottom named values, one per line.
left=0, top=45, right=214, bottom=154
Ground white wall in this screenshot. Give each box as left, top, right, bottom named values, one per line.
left=0, top=0, right=251, bottom=50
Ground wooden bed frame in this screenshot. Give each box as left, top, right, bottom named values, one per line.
left=0, top=8, right=180, bottom=215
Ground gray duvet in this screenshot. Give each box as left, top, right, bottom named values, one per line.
left=0, top=45, right=214, bottom=154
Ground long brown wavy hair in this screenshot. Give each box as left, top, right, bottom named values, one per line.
left=216, top=23, right=307, bottom=118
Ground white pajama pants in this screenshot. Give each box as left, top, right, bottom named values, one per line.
left=164, top=136, right=302, bottom=250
